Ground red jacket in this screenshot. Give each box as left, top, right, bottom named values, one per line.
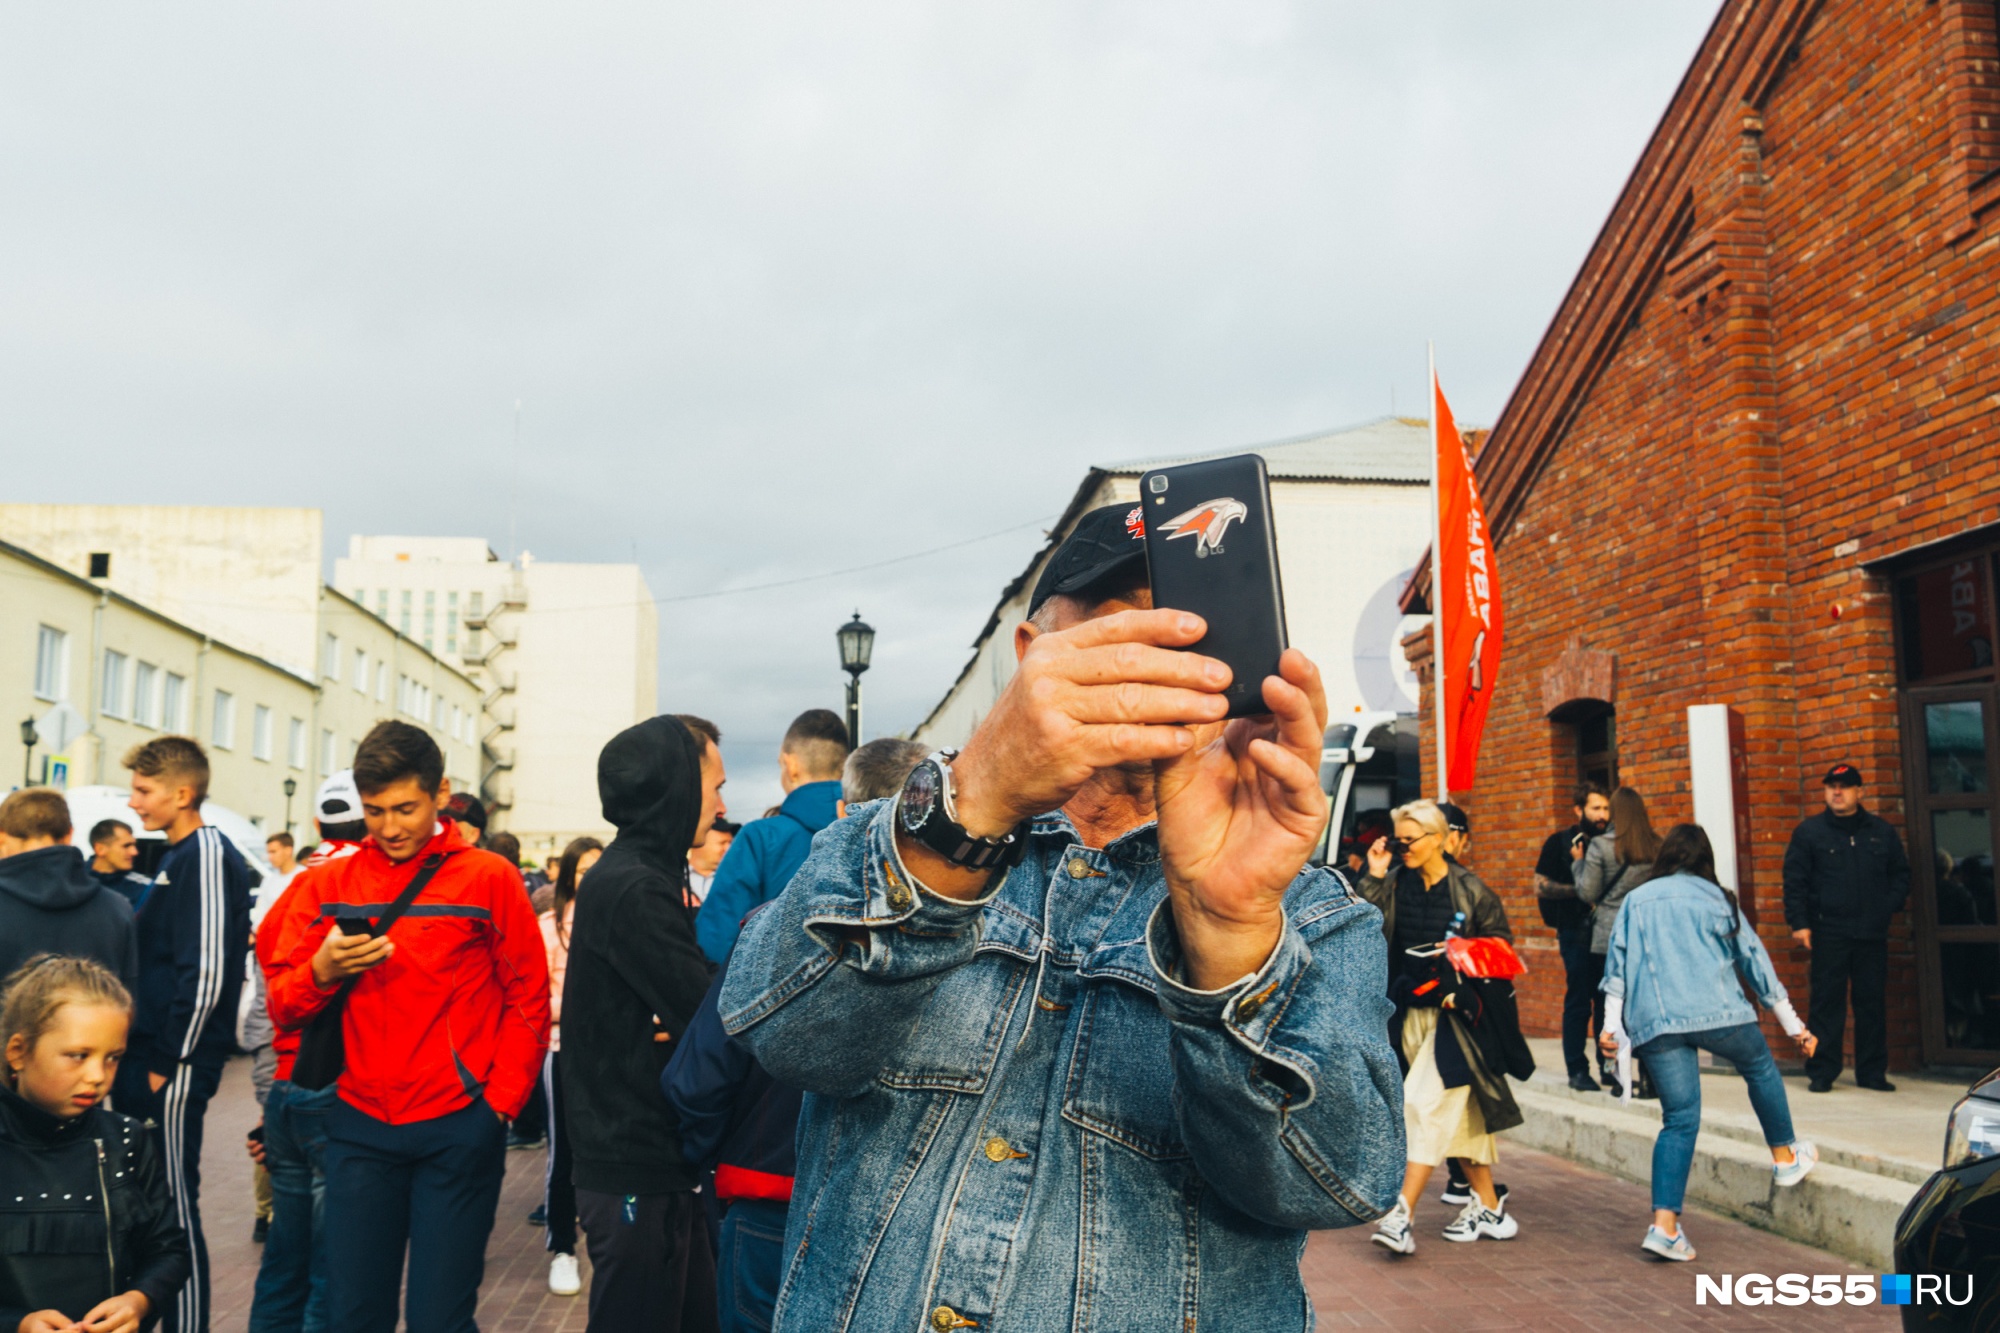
left=266, top=825, right=549, bottom=1124
left=256, top=841, right=362, bottom=1083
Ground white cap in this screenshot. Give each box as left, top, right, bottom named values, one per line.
left=316, top=770, right=363, bottom=824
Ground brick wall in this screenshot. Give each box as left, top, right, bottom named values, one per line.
left=1412, top=0, right=2000, bottom=1068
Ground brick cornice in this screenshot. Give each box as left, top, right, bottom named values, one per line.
left=1478, top=0, right=1826, bottom=545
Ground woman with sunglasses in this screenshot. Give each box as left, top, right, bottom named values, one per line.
left=1355, top=799, right=1531, bottom=1255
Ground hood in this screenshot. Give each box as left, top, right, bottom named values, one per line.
left=0, top=845, right=103, bottom=911
left=778, top=780, right=844, bottom=834
left=599, top=714, right=705, bottom=871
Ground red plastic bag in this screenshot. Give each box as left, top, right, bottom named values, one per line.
left=1445, top=935, right=1526, bottom=980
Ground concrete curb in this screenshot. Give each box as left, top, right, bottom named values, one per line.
left=1510, top=1081, right=1919, bottom=1268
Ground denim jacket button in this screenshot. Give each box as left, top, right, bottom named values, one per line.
left=1067, top=857, right=1091, bottom=879
left=931, top=1305, right=976, bottom=1330
left=983, top=1135, right=1016, bottom=1162
left=1236, top=994, right=1264, bottom=1021
left=888, top=884, right=914, bottom=912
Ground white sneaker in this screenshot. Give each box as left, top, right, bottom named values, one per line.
left=548, top=1252, right=581, bottom=1296
left=1441, top=1193, right=1518, bottom=1242
left=1773, top=1140, right=1818, bottom=1188
left=1370, top=1197, right=1415, bottom=1255
left=1641, top=1224, right=1696, bottom=1261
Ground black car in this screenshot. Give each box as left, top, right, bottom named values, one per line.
left=1894, top=1069, right=2000, bottom=1330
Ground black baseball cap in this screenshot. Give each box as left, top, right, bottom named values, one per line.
left=1438, top=802, right=1470, bottom=834
left=444, top=791, right=489, bottom=831
left=1823, top=763, right=1863, bottom=787
left=1028, top=503, right=1149, bottom=618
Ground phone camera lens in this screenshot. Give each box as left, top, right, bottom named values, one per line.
left=1147, top=474, right=1168, bottom=494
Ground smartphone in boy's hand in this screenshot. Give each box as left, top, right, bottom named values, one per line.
left=1138, top=453, right=1289, bottom=719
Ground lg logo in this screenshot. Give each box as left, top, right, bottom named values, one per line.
left=1695, top=1273, right=1974, bottom=1307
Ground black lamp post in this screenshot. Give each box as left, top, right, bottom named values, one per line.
left=20, top=718, right=38, bottom=787
left=836, top=611, right=875, bottom=747
left=283, top=776, right=298, bottom=837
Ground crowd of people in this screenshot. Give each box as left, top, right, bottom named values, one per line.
left=0, top=506, right=1927, bottom=1330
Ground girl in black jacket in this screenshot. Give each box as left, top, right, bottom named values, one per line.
left=1, top=954, right=189, bottom=1333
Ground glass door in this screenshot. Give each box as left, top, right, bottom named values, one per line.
left=1905, top=684, right=2000, bottom=1064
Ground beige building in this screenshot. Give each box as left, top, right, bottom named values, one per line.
left=2, top=538, right=480, bottom=838
left=0, top=504, right=324, bottom=678
left=915, top=417, right=1437, bottom=748
left=334, top=536, right=658, bottom=860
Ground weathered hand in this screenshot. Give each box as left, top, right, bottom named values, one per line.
left=1797, top=1030, right=1818, bottom=1058
left=311, top=925, right=394, bottom=986
left=77, top=1291, right=148, bottom=1333
left=1791, top=928, right=1812, bottom=952
left=1153, top=648, right=1330, bottom=990
left=18, top=1310, right=76, bottom=1333
left=1365, top=836, right=1393, bottom=879
left=949, top=609, right=1231, bottom=836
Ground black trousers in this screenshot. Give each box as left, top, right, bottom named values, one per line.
left=1556, top=921, right=1605, bottom=1078
left=113, top=1059, right=222, bottom=1333
left=543, top=1052, right=578, bottom=1255
left=322, top=1097, right=507, bottom=1333
left=1806, top=934, right=1889, bottom=1085
left=576, top=1188, right=719, bottom=1333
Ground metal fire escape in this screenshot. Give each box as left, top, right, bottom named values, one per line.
left=462, top=573, right=526, bottom=816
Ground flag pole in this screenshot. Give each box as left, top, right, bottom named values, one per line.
left=1429, top=342, right=1450, bottom=805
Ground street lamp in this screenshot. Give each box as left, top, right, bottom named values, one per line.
left=20, top=718, right=38, bottom=787
left=837, top=611, right=875, bottom=747
left=282, top=776, right=298, bottom=837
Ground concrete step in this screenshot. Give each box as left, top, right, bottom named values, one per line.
left=1508, top=1074, right=1922, bottom=1269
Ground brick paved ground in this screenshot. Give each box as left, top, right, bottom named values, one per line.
left=198, top=1056, right=1897, bottom=1331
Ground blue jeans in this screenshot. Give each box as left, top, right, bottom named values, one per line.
left=1639, top=1023, right=1797, bottom=1214
left=250, top=1080, right=337, bottom=1333
left=717, top=1199, right=787, bottom=1333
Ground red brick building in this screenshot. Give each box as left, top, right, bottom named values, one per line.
left=1408, top=0, right=2000, bottom=1069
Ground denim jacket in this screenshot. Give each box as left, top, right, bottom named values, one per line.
left=718, top=799, right=1405, bottom=1333
left=1600, top=873, right=1791, bottom=1050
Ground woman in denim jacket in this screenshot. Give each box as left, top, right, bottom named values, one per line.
left=1600, top=823, right=1819, bottom=1262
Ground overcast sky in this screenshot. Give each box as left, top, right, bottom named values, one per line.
left=2, top=1, right=1717, bottom=813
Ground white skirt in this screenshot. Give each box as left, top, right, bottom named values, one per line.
left=1401, top=1005, right=1498, bottom=1166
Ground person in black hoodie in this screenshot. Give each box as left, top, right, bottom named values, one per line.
left=1, top=954, right=190, bottom=1333
left=0, top=789, right=138, bottom=993
left=563, top=714, right=727, bottom=1333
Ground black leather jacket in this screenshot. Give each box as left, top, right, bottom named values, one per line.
left=1781, top=808, right=1911, bottom=939
left=0, top=1083, right=189, bottom=1329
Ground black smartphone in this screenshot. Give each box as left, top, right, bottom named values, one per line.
left=1138, top=452, right=1289, bottom=719
left=334, top=908, right=379, bottom=940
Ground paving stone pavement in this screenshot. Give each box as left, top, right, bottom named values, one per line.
left=196, top=1056, right=1897, bottom=1331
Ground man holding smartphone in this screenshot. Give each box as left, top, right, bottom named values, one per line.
left=266, top=722, right=549, bottom=1333
left=720, top=505, right=1404, bottom=1333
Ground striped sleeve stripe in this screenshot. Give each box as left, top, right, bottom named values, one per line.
left=179, top=827, right=227, bottom=1060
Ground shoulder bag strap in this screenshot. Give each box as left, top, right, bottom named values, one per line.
left=373, top=851, right=447, bottom=936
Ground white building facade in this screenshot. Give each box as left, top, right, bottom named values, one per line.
left=915, top=417, right=1435, bottom=749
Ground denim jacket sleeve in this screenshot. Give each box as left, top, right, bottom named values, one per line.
left=1144, top=871, right=1405, bottom=1230
left=1727, top=913, right=1790, bottom=1011
left=717, top=802, right=1000, bottom=1098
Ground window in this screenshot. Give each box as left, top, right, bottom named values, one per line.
left=432, top=695, right=444, bottom=728
left=450, top=704, right=461, bottom=741
left=1575, top=705, right=1618, bottom=793
left=424, top=590, right=436, bottom=651
left=447, top=592, right=459, bottom=654
left=320, top=728, right=337, bottom=775
left=250, top=814, right=265, bottom=834
left=288, top=716, right=307, bottom=769
left=353, top=648, right=367, bottom=693
left=1899, top=557, right=1997, bottom=683
left=162, top=673, right=187, bottom=731
left=88, top=552, right=111, bottom=579
left=350, top=588, right=364, bottom=606
left=375, top=590, right=389, bottom=620
left=33, top=626, right=68, bottom=701
left=376, top=662, right=388, bottom=703
left=323, top=633, right=341, bottom=681
left=212, top=690, right=235, bottom=749
left=252, top=704, right=273, bottom=761
left=100, top=650, right=129, bottom=719
left=399, top=590, right=412, bottom=635
left=133, top=662, right=158, bottom=727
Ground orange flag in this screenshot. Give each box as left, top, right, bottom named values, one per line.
left=1433, top=369, right=1504, bottom=792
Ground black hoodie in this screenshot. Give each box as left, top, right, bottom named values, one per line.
left=563, top=715, right=717, bottom=1195
left=0, top=845, right=137, bottom=993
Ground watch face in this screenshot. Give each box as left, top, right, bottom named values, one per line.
left=901, top=761, right=940, bottom=834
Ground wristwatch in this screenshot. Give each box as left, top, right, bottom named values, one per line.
left=897, top=749, right=1028, bottom=872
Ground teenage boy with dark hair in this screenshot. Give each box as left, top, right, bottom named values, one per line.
left=695, top=708, right=848, bottom=963
left=0, top=787, right=138, bottom=991
left=89, top=817, right=156, bottom=909
left=266, top=722, right=549, bottom=1333
left=120, top=734, right=253, bottom=1333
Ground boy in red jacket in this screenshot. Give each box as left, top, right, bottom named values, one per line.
left=266, top=722, right=549, bottom=1333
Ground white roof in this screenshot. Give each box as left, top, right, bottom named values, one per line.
left=1100, top=415, right=1430, bottom=484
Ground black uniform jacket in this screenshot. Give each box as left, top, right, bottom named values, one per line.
left=1781, top=808, right=1910, bottom=939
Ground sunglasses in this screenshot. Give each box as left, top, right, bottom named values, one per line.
left=1385, top=831, right=1436, bottom=857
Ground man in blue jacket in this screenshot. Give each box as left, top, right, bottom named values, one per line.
left=695, top=709, right=849, bottom=963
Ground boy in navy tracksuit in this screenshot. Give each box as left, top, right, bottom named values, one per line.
left=115, top=735, right=252, bottom=1333
left=663, top=951, right=801, bottom=1333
